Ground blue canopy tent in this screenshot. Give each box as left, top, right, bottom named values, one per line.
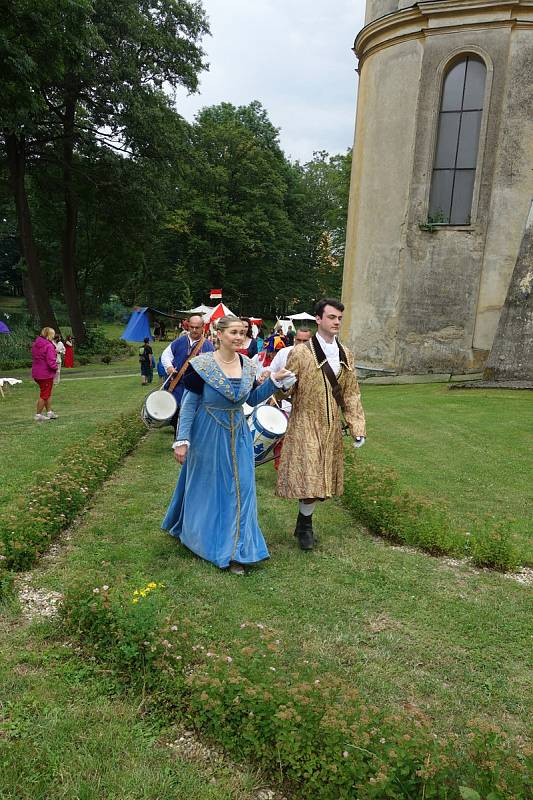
left=120, top=307, right=152, bottom=342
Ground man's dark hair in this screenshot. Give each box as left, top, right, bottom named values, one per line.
left=314, top=298, right=344, bottom=318
left=143, top=337, right=150, bottom=344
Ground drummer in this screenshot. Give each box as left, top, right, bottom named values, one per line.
left=267, top=326, right=312, bottom=408
left=160, top=314, right=215, bottom=434
left=265, top=326, right=312, bottom=468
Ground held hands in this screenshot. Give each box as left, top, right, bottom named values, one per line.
left=271, top=368, right=297, bottom=390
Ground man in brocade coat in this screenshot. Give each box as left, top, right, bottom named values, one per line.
left=276, top=298, right=366, bottom=550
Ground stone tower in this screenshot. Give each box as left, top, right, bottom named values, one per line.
left=342, top=0, right=533, bottom=374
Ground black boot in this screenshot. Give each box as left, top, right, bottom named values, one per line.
left=294, top=512, right=314, bottom=550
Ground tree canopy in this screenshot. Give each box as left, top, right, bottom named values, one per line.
left=1, top=3, right=352, bottom=328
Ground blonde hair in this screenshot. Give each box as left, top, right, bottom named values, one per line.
left=215, top=315, right=241, bottom=333
left=41, top=327, right=55, bottom=340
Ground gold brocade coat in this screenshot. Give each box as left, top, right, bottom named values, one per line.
left=276, top=340, right=366, bottom=500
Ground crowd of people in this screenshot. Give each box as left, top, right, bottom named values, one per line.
left=29, top=301, right=367, bottom=577
left=160, top=299, right=366, bottom=573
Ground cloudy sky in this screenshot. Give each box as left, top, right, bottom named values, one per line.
left=173, top=0, right=367, bottom=163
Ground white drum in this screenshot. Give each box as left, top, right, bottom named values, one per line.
left=248, top=405, right=287, bottom=466
left=141, top=390, right=177, bottom=428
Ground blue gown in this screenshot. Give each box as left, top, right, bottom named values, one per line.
left=161, top=353, right=276, bottom=569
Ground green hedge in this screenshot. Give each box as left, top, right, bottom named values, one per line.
left=343, top=449, right=519, bottom=572
left=61, top=583, right=530, bottom=800
left=0, top=412, right=145, bottom=582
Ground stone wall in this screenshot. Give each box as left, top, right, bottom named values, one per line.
left=343, top=0, right=533, bottom=373
left=485, top=203, right=533, bottom=380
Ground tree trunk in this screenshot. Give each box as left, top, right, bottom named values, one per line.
left=61, top=93, right=87, bottom=345
left=21, top=272, right=39, bottom=319
left=5, top=133, right=60, bottom=331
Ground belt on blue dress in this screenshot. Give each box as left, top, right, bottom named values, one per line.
left=204, top=405, right=246, bottom=432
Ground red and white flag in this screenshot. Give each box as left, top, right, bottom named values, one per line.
left=210, top=288, right=222, bottom=300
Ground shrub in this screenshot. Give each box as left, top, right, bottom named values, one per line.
left=468, top=518, right=519, bottom=572
left=343, top=449, right=464, bottom=557
left=0, top=317, right=36, bottom=370
left=77, top=324, right=133, bottom=363
left=0, top=411, right=145, bottom=572
left=100, top=298, right=129, bottom=323
left=61, top=586, right=531, bottom=800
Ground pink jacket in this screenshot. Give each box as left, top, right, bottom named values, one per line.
left=31, top=336, right=58, bottom=380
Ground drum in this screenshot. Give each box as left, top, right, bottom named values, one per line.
left=248, top=405, right=287, bottom=466
left=141, top=390, right=177, bottom=428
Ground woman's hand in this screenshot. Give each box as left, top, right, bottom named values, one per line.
left=174, top=444, right=188, bottom=464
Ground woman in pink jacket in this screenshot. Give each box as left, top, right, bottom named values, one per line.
left=31, top=327, right=59, bottom=422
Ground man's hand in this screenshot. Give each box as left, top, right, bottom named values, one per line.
left=174, top=444, right=188, bottom=464
left=353, top=436, right=366, bottom=449
left=272, top=368, right=296, bottom=389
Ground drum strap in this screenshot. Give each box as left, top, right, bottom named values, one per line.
left=168, top=337, right=206, bottom=394
left=311, top=335, right=346, bottom=411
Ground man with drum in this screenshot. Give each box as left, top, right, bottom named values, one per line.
left=275, top=299, right=366, bottom=551
left=160, top=313, right=214, bottom=434
left=266, top=326, right=312, bottom=468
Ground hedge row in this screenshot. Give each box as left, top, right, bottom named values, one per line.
left=0, top=412, right=145, bottom=597
left=342, top=449, right=519, bottom=572
left=61, top=583, right=530, bottom=800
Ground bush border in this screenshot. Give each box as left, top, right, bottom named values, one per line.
left=0, top=411, right=145, bottom=598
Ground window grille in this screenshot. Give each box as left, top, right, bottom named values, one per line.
left=429, top=56, right=486, bottom=225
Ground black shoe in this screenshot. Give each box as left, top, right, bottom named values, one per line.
left=294, top=512, right=314, bottom=550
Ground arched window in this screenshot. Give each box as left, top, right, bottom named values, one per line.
left=429, top=55, right=486, bottom=225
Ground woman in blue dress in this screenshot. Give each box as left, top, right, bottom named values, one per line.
left=162, top=315, right=293, bottom=574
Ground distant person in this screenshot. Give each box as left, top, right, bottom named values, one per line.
left=159, top=320, right=166, bottom=341
left=160, top=313, right=214, bottom=433
left=53, top=334, right=66, bottom=384
left=139, top=337, right=154, bottom=385
left=31, top=327, right=59, bottom=422
left=64, top=334, right=74, bottom=368
left=237, top=318, right=258, bottom=358
left=286, top=324, right=295, bottom=346
left=262, top=328, right=287, bottom=366
left=153, top=320, right=161, bottom=340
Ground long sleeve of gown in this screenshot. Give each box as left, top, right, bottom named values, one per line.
left=247, top=377, right=276, bottom=406
left=177, top=389, right=202, bottom=441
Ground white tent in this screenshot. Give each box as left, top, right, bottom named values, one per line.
left=287, top=312, right=315, bottom=321
left=186, top=304, right=215, bottom=321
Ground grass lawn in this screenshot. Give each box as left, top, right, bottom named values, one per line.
left=27, top=429, right=532, bottom=745
left=0, top=371, right=145, bottom=508
left=0, top=380, right=531, bottom=795
left=358, top=384, right=533, bottom=565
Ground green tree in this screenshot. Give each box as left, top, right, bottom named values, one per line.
left=292, top=150, right=352, bottom=303
left=1, top=0, right=208, bottom=339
